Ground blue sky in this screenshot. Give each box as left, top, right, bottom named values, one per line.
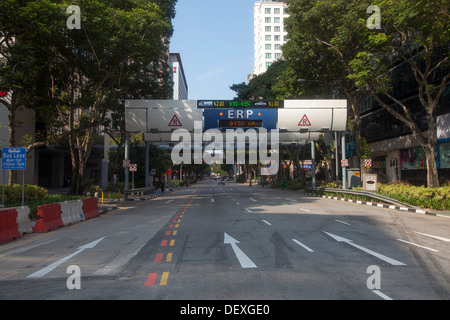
left=170, top=0, right=255, bottom=100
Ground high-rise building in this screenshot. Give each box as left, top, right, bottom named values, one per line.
left=170, top=53, right=188, bottom=100
left=250, top=0, right=288, bottom=81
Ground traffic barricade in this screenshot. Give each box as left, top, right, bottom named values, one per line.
left=82, top=197, right=100, bottom=220
left=0, top=209, right=21, bottom=244
left=12, top=206, right=32, bottom=235
left=60, top=200, right=84, bottom=226
left=33, top=203, right=64, bottom=233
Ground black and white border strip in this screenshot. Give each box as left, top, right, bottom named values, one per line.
left=305, top=192, right=438, bottom=216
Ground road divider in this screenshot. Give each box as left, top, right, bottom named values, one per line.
left=33, top=203, right=64, bottom=233
left=82, top=197, right=100, bottom=220
left=0, top=209, right=21, bottom=245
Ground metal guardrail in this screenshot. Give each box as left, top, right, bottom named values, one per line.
left=124, top=187, right=155, bottom=196
left=306, top=187, right=419, bottom=210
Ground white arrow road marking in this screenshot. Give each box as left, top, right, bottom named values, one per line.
left=27, top=237, right=106, bottom=278
left=224, top=233, right=257, bottom=268
left=323, top=232, right=406, bottom=266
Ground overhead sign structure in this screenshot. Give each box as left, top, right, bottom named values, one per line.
left=2, top=147, right=27, bottom=170
left=278, top=100, right=347, bottom=132
left=125, top=100, right=203, bottom=133
left=203, top=108, right=277, bottom=131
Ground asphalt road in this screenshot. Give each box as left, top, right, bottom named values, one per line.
left=1, top=180, right=449, bottom=303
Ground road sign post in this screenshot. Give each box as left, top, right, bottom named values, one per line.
left=2, top=148, right=27, bottom=206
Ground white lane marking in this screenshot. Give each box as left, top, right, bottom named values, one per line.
left=372, top=290, right=393, bottom=300
left=262, top=220, right=272, bottom=226
left=244, top=208, right=252, bottom=213
left=211, top=198, right=214, bottom=203
left=292, top=239, right=314, bottom=252
left=414, top=231, right=450, bottom=242
left=300, top=208, right=310, bottom=213
left=249, top=198, right=257, bottom=202
left=397, top=239, right=439, bottom=252
left=335, top=219, right=351, bottom=226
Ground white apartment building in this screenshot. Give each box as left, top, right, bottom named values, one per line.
left=250, top=0, right=289, bottom=80
left=170, top=53, right=188, bottom=100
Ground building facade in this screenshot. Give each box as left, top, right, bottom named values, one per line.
left=251, top=0, right=289, bottom=80
left=170, top=53, right=188, bottom=100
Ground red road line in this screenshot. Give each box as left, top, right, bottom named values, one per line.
left=145, top=273, right=157, bottom=286
left=155, top=253, right=164, bottom=262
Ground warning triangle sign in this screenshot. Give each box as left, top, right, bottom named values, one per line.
left=168, top=114, right=182, bottom=127
left=298, top=114, right=311, bottom=126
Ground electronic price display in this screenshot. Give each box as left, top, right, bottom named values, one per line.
left=218, top=120, right=263, bottom=128
left=197, top=100, right=283, bottom=109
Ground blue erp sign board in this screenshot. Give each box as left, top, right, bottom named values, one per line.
left=2, top=147, right=27, bottom=170
left=203, top=108, right=277, bottom=131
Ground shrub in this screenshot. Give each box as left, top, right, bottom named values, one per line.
left=0, top=184, right=47, bottom=203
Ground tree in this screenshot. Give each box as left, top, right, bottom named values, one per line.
left=230, top=60, right=288, bottom=100
left=1, top=1, right=177, bottom=192
left=278, top=0, right=374, bottom=177
left=0, top=0, right=63, bottom=184
left=348, top=0, right=449, bottom=188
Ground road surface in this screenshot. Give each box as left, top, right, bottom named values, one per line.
left=1, top=180, right=449, bottom=304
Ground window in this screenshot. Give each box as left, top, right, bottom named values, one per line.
left=266, top=53, right=272, bottom=59
left=274, top=44, right=281, bottom=50
left=274, top=26, right=281, bottom=32
left=266, top=62, right=272, bottom=68
left=265, top=8, right=271, bottom=14
left=265, top=35, right=271, bottom=41
left=274, top=17, right=281, bottom=23
left=265, top=26, right=271, bottom=32
left=275, top=53, right=282, bottom=59
left=274, top=8, right=281, bottom=14
left=274, top=35, right=280, bottom=41
left=265, top=44, right=272, bottom=50
left=265, top=17, right=271, bottom=23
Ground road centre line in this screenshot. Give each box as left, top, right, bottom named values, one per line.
left=397, top=239, right=439, bottom=252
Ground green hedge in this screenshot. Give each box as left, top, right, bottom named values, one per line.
left=0, top=184, right=83, bottom=218
left=313, top=183, right=450, bottom=211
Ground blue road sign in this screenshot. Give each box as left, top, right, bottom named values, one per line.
left=2, top=147, right=27, bottom=170
left=203, top=108, right=277, bottom=131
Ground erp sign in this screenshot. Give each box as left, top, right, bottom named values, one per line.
left=2, top=147, right=26, bottom=170
left=203, top=108, right=277, bottom=130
